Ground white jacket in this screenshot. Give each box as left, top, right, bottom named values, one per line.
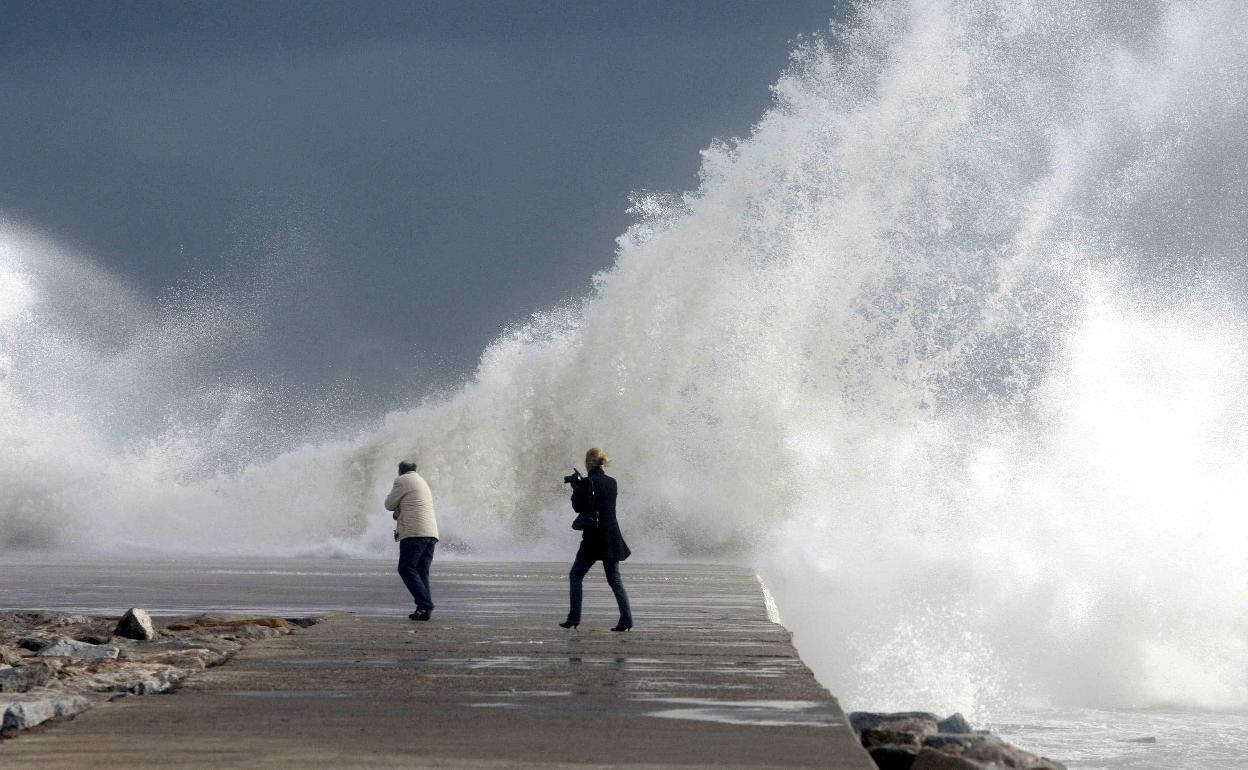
left=385, top=471, right=439, bottom=541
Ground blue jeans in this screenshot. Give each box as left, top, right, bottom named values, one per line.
left=567, top=553, right=632, bottom=626
left=398, top=537, right=436, bottom=611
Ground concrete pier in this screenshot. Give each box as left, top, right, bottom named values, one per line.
left=0, top=560, right=873, bottom=768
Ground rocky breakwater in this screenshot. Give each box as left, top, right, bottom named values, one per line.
left=0, top=609, right=316, bottom=736
left=850, top=711, right=1066, bottom=770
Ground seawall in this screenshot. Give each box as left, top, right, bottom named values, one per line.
left=0, top=560, right=874, bottom=768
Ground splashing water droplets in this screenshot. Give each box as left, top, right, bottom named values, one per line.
left=3, top=0, right=1248, bottom=717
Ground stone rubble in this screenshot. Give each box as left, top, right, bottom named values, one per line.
left=850, top=710, right=1067, bottom=770
left=0, top=610, right=318, bottom=737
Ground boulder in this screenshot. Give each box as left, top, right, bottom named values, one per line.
left=12, top=612, right=90, bottom=628
left=155, top=623, right=283, bottom=643
left=122, top=668, right=183, bottom=695
left=0, top=661, right=57, bottom=693
left=923, top=734, right=979, bottom=752
left=73, top=664, right=184, bottom=697
left=0, top=647, right=20, bottom=666
left=869, top=744, right=920, bottom=770
left=113, top=608, right=157, bottom=641
left=47, top=613, right=91, bottom=626
left=938, top=713, right=974, bottom=734
left=117, top=637, right=240, bottom=661
left=863, top=727, right=925, bottom=749
left=960, top=736, right=1066, bottom=770
left=1, top=693, right=95, bottom=731
left=37, top=638, right=120, bottom=660
left=236, top=624, right=287, bottom=640
left=911, top=748, right=993, bottom=769
left=166, top=616, right=292, bottom=632
left=17, top=636, right=53, bottom=652
left=134, top=648, right=224, bottom=670
left=851, top=711, right=942, bottom=734
left=880, top=717, right=939, bottom=735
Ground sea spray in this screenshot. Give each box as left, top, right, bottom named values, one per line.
left=2, top=0, right=1247, bottom=721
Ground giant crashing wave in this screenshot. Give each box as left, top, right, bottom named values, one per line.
left=2, top=0, right=1246, bottom=715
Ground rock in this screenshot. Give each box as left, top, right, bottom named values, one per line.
left=49, top=614, right=91, bottom=626
left=911, top=748, right=993, bottom=769
left=285, top=616, right=322, bottom=628
left=852, top=711, right=942, bottom=734
left=157, top=623, right=283, bottom=642
left=923, top=733, right=979, bottom=751
left=16, top=613, right=90, bottom=627
left=166, top=616, right=292, bottom=632
left=113, top=608, right=157, bottom=641
left=1, top=693, right=95, bottom=731
left=184, top=636, right=244, bottom=653
left=118, top=670, right=180, bottom=695
left=870, top=744, right=920, bottom=770
left=38, top=638, right=121, bottom=660
left=228, top=623, right=287, bottom=641
left=135, top=648, right=224, bottom=670
left=72, top=664, right=184, bottom=697
left=863, top=727, right=925, bottom=749
left=938, top=712, right=974, bottom=734
left=961, top=737, right=1066, bottom=770
left=882, top=717, right=939, bottom=735
left=118, top=637, right=240, bottom=660
left=169, top=614, right=235, bottom=627
left=0, top=609, right=297, bottom=736
left=18, top=636, right=53, bottom=652
left=0, top=661, right=57, bottom=693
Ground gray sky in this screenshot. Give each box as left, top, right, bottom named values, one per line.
left=1, top=0, right=849, bottom=414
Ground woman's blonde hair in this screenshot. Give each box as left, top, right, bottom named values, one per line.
left=585, top=447, right=609, bottom=470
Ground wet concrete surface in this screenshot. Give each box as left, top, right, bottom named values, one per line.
left=0, top=560, right=873, bottom=768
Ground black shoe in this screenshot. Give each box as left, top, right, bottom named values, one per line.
left=610, top=624, right=632, bottom=632
left=559, top=621, right=579, bottom=629
left=409, top=609, right=431, bottom=621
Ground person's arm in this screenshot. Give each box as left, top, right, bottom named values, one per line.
left=384, top=478, right=406, bottom=513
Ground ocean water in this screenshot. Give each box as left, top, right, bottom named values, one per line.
left=990, top=705, right=1248, bottom=769
left=2, top=1, right=1246, bottom=767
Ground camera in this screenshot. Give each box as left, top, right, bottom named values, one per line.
left=563, top=468, right=583, bottom=485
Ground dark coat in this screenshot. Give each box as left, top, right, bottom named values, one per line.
left=577, top=467, right=631, bottom=562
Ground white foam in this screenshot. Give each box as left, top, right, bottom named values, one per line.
left=2, top=0, right=1247, bottom=717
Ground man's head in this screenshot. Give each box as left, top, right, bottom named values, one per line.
left=398, top=459, right=418, bottom=475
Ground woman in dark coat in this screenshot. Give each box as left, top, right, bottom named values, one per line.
left=561, top=447, right=633, bottom=631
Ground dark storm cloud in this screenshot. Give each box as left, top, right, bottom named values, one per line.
left=0, top=0, right=849, bottom=412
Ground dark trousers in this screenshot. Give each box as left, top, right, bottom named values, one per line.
left=397, top=536, right=436, bottom=611
left=566, top=551, right=632, bottom=626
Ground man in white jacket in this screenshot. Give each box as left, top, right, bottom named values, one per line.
left=385, top=458, right=440, bottom=620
